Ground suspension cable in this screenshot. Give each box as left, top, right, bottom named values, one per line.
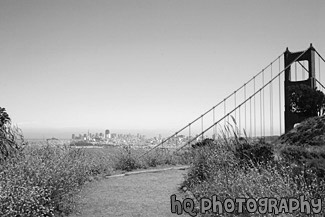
left=224, top=99, right=226, bottom=126
left=302, top=61, right=305, bottom=80
left=270, top=63, right=273, bottom=136
left=315, top=50, right=325, bottom=63
left=250, top=96, right=252, bottom=137
left=254, top=76, right=256, bottom=137
left=239, top=105, right=241, bottom=136
left=176, top=48, right=309, bottom=151
left=279, top=57, right=282, bottom=135
left=295, top=62, right=297, bottom=81
left=188, top=123, right=191, bottom=142
left=234, top=91, right=237, bottom=120
left=297, top=61, right=309, bottom=73
left=260, top=90, right=262, bottom=137
left=262, top=69, right=265, bottom=137
left=319, top=55, right=321, bottom=83
left=201, top=115, right=204, bottom=140
left=315, top=79, right=325, bottom=89
left=213, top=107, right=215, bottom=138
left=244, top=83, right=247, bottom=131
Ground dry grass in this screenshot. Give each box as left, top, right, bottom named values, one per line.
left=0, top=141, right=191, bottom=216
left=0, top=144, right=114, bottom=216
left=182, top=128, right=325, bottom=216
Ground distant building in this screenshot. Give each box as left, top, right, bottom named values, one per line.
left=105, top=129, right=111, bottom=139
left=72, top=134, right=75, bottom=139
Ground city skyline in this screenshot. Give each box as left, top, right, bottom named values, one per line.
left=1, top=1, right=325, bottom=139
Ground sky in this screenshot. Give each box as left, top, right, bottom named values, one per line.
left=1, top=0, right=325, bottom=139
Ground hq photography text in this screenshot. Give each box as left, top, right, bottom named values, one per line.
left=170, top=195, right=322, bottom=216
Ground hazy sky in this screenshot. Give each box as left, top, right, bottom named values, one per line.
left=1, top=0, right=325, bottom=138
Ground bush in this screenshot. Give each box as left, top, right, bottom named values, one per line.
left=114, top=148, right=141, bottom=171
left=279, top=115, right=325, bottom=146
left=182, top=127, right=325, bottom=216
left=0, top=107, right=26, bottom=162
left=183, top=138, right=236, bottom=189
left=0, top=144, right=113, bottom=216
left=288, top=84, right=325, bottom=117
left=234, top=139, right=274, bottom=167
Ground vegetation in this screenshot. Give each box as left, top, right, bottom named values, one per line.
left=4, top=98, right=325, bottom=216
left=0, top=107, right=26, bottom=162
left=0, top=108, right=115, bottom=216
left=182, top=119, right=325, bottom=216
left=113, top=145, right=192, bottom=171
left=288, top=84, right=325, bottom=117
left=0, top=144, right=115, bottom=216
left=0, top=107, right=192, bottom=216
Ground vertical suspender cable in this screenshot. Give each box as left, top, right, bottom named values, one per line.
left=201, top=115, right=204, bottom=140
left=189, top=124, right=191, bottom=143
left=302, top=61, right=305, bottom=80
left=244, top=84, right=247, bottom=132
left=234, top=91, right=237, bottom=120
left=319, top=55, right=321, bottom=85
left=279, top=57, right=282, bottom=135
left=260, top=90, right=262, bottom=137
left=213, top=107, right=215, bottom=139
left=254, top=76, right=256, bottom=137
left=270, top=63, right=273, bottom=136
left=239, top=106, right=241, bottom=136
left=250, top=97, right=252, bottom=137
left=224, top=99, right=226, bottom=126
left=262, top=70, right=265, bottom=136
left=295, top=62, right=297, bottom=81
left=319, top=55, right=322, bottom=92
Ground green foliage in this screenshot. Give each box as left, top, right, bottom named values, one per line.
left=288, top=84, right=325, bottom=117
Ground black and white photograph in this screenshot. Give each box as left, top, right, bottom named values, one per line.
left=1, top=0, right=325, bottom=216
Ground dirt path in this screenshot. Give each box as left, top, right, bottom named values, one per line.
left=69, top=166, right=189, bottom=217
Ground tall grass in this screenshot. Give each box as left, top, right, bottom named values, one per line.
left=0, top=144, right=113, bottom=216
left=113, top=145, right=191, bottom=171
left=182, top=126, right=325, bottom=216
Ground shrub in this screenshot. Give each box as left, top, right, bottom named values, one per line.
left=0, top=144, right=113, bottom=216
left=182, top=126, right=325, bottom=216
left=0, top=107, right=26, bottom=162
left=288, top=84, right=325, bottom=117
left=279, top=115, right=325, bottom=146
left=234, top=139, right=274, bottom=167
left=114, top=148, right=141, bottom=171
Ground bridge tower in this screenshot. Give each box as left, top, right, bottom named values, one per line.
left=284, top=44, right=316, bottom=133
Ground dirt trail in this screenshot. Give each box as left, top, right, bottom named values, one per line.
left=69, top=166, right=189, bottom=217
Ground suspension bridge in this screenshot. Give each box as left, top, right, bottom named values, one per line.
left=140, top=44, right=325, bottom=157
